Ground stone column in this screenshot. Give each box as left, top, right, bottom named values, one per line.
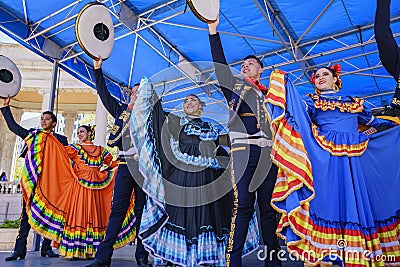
left=62, top=111, right=78, bottom=142
left=93, top=95, right=107, bottom=147
left=38, top=88, right=52, bottom=112
left=2, top=107, right=23, bottom=181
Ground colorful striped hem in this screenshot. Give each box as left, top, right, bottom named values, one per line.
left=77, top=168, right=116, bottom=189
left=309, top=94, right=364, bottom=113
left=70, top=143, right=109, bottom=166
left=145, top=225, right=228, bottom=267
left=114, top=192, right=137, bottom=249
left=311, top=124, right=369, bottom=156
left=21, top=129, right=46, bottom=201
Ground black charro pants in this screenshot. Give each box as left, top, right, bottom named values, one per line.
left=226, top=144, right=281, bottom=267
left=14, top=200, right=52, bottom=252
left=95, top=159, right=148, bottom=262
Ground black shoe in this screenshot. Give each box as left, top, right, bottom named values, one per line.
left=41, top=249, right=59, bottom=258
left=85, top=259, right=111, bottom=267
left=136, top=257, right=152, bottom=267
left=5, top=251, right=26, bottom=261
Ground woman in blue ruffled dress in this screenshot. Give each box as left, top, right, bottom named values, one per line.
left=129, top=79, right=232, bottom=267
left=265, top=65, right=400, bottom=266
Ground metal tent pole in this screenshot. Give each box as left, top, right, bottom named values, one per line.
left=48, top=60, right=59, bottom=112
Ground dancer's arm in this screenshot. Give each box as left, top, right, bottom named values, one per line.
left=375, top=0, right=400, bottom=79
left=102, top=149, right=119, bottom=169
left=208, top=16, right=236, bottom=101
left=359, top=100, right=395, bottom=128
left=0, top=97, right=29, bottom=139
left=93, top=58, right=125, bottom=118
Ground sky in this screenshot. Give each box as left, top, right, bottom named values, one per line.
left=0, top=31, right=18, bottom=44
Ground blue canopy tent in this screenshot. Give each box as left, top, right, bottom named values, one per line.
left=0, top=0, right=399, bottom=131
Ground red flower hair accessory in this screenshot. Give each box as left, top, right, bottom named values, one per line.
left=310, top=73, right=316, bottom=85
left=330, top=64, right=342, bottom=76
left=330, top=64, right=342, bottom=89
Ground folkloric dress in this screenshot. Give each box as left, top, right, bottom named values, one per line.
left=21, top=130, right=136, bottom=259
left=265, top=70, right=400, bottom=266
left=129, top=77, right=235, bottom=266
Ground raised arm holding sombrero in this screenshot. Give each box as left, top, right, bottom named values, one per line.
left=375, top=0, right=400, bottom=117
left=85, top=58, right=150, bottom=267
left=1, top=96, right=66, bottom=261
left=208, top=17, right=282, bottom=267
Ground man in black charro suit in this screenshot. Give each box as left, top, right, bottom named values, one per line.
left=208, top=16, right=281, bottom=267
left=86, top=58, right=150, bottom=267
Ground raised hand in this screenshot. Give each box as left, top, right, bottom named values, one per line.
left=1, top=95, right=10, bottom=107
left=93, top=56, right=103, bottom=70
left=208, top=15, right=220, bottom=35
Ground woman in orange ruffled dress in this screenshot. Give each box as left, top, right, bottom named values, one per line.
left=21, top=125, right=136, bottom=259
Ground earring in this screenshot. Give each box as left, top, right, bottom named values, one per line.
left=198, top=110, right=203, bottom=116
left=332, top=84, right=339, bottom=92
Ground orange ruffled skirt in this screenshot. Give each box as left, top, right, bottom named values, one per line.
left=21, top=130, right=136, bottom=259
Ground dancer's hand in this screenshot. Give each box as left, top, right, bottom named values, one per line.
left=1, top=96, right=10, bottom=107
left=93, top=56, right=103, bottom=69
left=208, top=15, right=219, bottom=35
left=129, top=84, right=139, bottom=108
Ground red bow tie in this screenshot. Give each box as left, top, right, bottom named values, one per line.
left=245, top=77, right=267, bottom=93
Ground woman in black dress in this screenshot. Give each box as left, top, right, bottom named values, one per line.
left=129, top=78, right=232, bottom=266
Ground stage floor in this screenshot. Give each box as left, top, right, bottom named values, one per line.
left=0, top=245, right=304, bottom=266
